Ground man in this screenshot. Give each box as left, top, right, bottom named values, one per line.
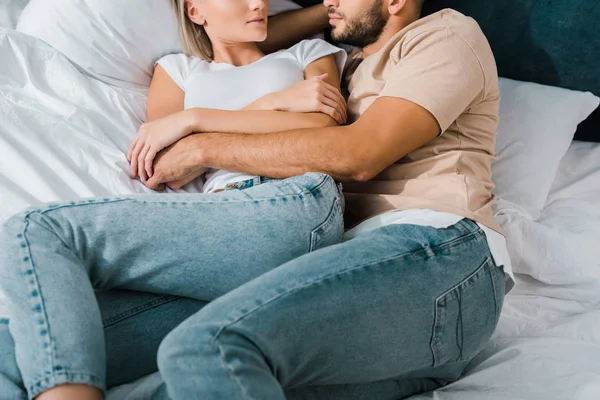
left=0, top=1, right=513, bottom=399
left=145, top=0, right=514, bottom=398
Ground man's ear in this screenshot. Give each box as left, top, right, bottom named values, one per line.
left=387, top=0, right=408, bottom=16
left=185, top=0, right=206, bottom=25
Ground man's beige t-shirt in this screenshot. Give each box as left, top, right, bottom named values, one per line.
left=342, top=9, right=503, bottom=234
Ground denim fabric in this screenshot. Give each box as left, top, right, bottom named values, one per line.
left=0, top=294, right=208, bottom=400
left=152, top=219, right=504, bottom=399
left=0, top=218, right=504, bottom=399
left=0, top=296, right=451, bottom=400
left=0, top=172, right=344, bottom=398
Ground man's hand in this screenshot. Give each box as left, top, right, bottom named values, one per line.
left=128, top=111, right=194, bottom=182
left=145, top=135, right=208, bottom=191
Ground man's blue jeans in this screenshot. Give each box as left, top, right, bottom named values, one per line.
left=0, top=172, right=505, bottom=399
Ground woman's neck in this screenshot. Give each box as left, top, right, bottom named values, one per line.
left=210, top=41, right=264, bottom=66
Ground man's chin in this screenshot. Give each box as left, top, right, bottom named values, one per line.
left=330, top=29, right=345, bottom=43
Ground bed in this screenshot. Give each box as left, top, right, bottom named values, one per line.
left=1, top=0, right=599, bottom=399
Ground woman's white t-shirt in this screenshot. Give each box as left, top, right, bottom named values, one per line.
left=156, top=39, right=347, bottom=193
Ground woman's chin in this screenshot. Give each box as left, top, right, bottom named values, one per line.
left=250, top=33, right=268, bottom=43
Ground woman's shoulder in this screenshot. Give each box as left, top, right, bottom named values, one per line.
left=156, top=53, right=209, bottom=71
left=156, top=53, right=210, bottom=86
left=155, top=53, right=210, bottom=91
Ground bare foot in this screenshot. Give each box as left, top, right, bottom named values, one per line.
left=36, top=384, right=103, bottom=400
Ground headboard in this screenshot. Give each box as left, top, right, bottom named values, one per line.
left=422, top=0, right=600, bottom=142
left=294, top=0, right=600, bottom=142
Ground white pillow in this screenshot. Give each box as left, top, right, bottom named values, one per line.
left=492, top=78, right=599, bottom=217
left=17, top=0, right=182, bottom=91
left=495, top=141, right=600, bottom=289
left=15, top=0, right=307, bottom=92
left=0, top=0, right=28, bottom=29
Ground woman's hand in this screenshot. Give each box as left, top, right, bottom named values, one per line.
left=128, top=111, right=192, bottom=182
left=247, top=73, right=347, bottom=124
left=145, top=134, right=209, bottom=191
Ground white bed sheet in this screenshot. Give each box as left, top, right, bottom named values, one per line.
left=0, top=28, right=203, bottom=313
left=0, top=0, right=27, bottom=30
left=2, top=24, right=600, bottom=400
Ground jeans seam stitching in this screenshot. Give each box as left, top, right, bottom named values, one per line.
left=368, top=228, right=482, bottom=271
left=213, top=338, right=254, bottom=400
left=18, top=211, right=84, bottom=262
left=40, top=199, right=130, bottom=215
left=309, top=196, right=342, bottom=252
left=430, top=299, right=442, bottom=367
left=20, top=212, right=59, bottom=384
left=489, top=262, right=501, bottom=319
left=102, top=295, right=181, bottom=327
left=425, top=229, right=482, bottom=254
left=27, top=371, right=104, bottom=397
left=37, top=175, right=333, bottom=212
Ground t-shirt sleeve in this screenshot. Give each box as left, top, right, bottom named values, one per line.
left=155, top=53, right=192, bottom=91
left=378, top=28, right=486, bottom=133
left=288, top=39, right=348, bottom=81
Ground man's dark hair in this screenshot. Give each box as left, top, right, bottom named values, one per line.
left=414, top=0, right=427, bottom=16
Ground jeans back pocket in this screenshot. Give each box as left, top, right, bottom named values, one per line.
left=309, top=197, right=344, bottom=252
left=430, top=257, right=503, bottom=367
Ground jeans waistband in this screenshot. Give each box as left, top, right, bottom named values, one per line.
left=223, top=174, right=343, bottom=208
left=455, top=218, right=483, bottom=235
left=223, top=176, right=276, bottom=191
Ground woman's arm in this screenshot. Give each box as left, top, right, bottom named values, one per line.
left=181, top=55, right=345, bottom=135
left=259, top=5, right=329, bottom=54
left=129, top=65, right=210, bottom=180
left=146, top=65, right=185, bottom=121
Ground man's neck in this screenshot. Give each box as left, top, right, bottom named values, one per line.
left=361, top=13, right=420, bottom=59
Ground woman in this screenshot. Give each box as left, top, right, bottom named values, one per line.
left=127, top=0, right=347, bottom=191
left=0, top=0, right=347, bottom=399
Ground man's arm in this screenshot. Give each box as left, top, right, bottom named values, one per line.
left=146, top=97, right=440, bottom=189
left=260, top=5, right=329, bottom=54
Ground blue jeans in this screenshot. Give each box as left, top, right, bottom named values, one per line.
left=0, top=173, right=505, bottom=399
left=151, top=220, right=505, bottom=400
left=0, top=173, right=344, bottom=398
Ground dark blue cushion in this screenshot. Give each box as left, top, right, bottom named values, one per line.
left=293, top=0, right=599, bottom=141
left=422, top=0, right=599, bottom=142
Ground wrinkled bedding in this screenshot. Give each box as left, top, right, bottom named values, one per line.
left=0, top=28, right=203, bottom=312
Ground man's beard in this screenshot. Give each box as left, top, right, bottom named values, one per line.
left=330, top=0, right=387, bottom=48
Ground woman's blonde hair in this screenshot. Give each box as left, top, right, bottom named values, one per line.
left=172, top=0, right=214, bottom=60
